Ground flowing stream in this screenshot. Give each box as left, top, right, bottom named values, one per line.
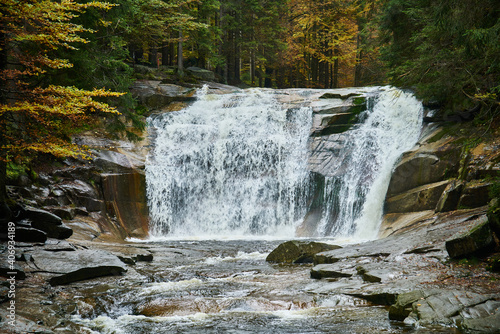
left=74, top=86, right=431, bottom=333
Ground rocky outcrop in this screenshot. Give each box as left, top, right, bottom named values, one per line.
left=381, top=124, right=500, bottom=237
left=30, top=248, right=127, bottom=286
left=266, top=240, right=341, bottom=264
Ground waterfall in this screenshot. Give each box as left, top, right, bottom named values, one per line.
left=318, top=88, right=423, bottom=239
left=146, top=86, right=423, bottom=239
left=146, top=87, right=313, bottom=238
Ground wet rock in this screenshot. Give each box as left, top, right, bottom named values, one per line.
left=31, top=221, right=73, bottom=240
left=22, top=207, right=62, bottom=225
left=30, top=249, right=127, bottom=286
left=379, top=211, right=435, bottom=238
left=435, top=179, right=464, bottom=213
left=384, top=180, right=449, bottom=213
left=404, top=290, right=497, bottom=327
left=445, top=215, right=494, bottom=258
left=310, top=263, right=356, bottom=279
left=94, top=150, right=144, bottom=173
left=57, top=180, right=101, bottom=212
left=461, top=304, right=500, bottom=333
left=266, top=240, right=341, bottom=264
left=100, top=173, right=149, bottom=238
left=319, top=92, right=361, bottom=99
left=356, top=263, right=405, bottom=283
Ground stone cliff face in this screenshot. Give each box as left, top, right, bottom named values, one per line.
left=380, top=124, right=500, bottom=239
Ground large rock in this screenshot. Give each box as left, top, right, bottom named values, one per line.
left=30, top=249, right=127, bottom=285
left=445, top=215, right=494, bottom=258
left=22, top=207, right=62, bottom=225
left=266, top=240, right=341, bottom=264
left=403, top=290, right=497, bottom=327
left=384, top=180, right=449, bottom=213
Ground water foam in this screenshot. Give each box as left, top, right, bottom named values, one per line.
left=146, top=87, right=312, bottom=238
left=318, top=87, right=423, bottom=239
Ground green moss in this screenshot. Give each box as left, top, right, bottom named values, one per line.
left=6, top=162, right=27, bottom=181
left=353, top=97, right=366, bottom=105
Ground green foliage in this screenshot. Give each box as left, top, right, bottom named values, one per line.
left=379, top=0, right=500, bottom=116
left=488, top=177, right=500, bottom=199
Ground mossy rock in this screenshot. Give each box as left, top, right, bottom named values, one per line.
left=266, top=241, right=341, bottom=264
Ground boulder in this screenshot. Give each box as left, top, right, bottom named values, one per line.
left=266, top=240, right=341, bottom=264
left=30, top=249, right=127, bottom=285
left=384, top=180, right=449, bottom=213
left=22, top=207, right=62, bottom=225
left=445, top=215, right=494, bottom=258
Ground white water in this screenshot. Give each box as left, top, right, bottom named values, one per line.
left=146, top=86, right=423, bottom=239
left=146, top=87, right=313, bottom=238
left=318, top=88, right=423, bottom=238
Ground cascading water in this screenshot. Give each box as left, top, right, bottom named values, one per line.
left=317, top=88, right=424, bottom=239
left=146, top=87, right=313, bottom=238
left=146, top=86, right=423, bottom=239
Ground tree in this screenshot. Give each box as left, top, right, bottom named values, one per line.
left=379, top=0, right=500, bottom=115
left=0, top=0, right=123, bottom=212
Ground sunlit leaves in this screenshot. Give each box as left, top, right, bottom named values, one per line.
left=0, top=0, right=123, bottom=161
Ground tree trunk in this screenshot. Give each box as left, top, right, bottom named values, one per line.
left=354, top=33, right=363, bottom=86
left=149, top=47, right=158, bottom=68
left=333, top=48, right=339, bottom=88
left=178, top=30, right=184, bottom=76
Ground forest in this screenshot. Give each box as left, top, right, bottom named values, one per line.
left=0, top=0, right=499, bottom=207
